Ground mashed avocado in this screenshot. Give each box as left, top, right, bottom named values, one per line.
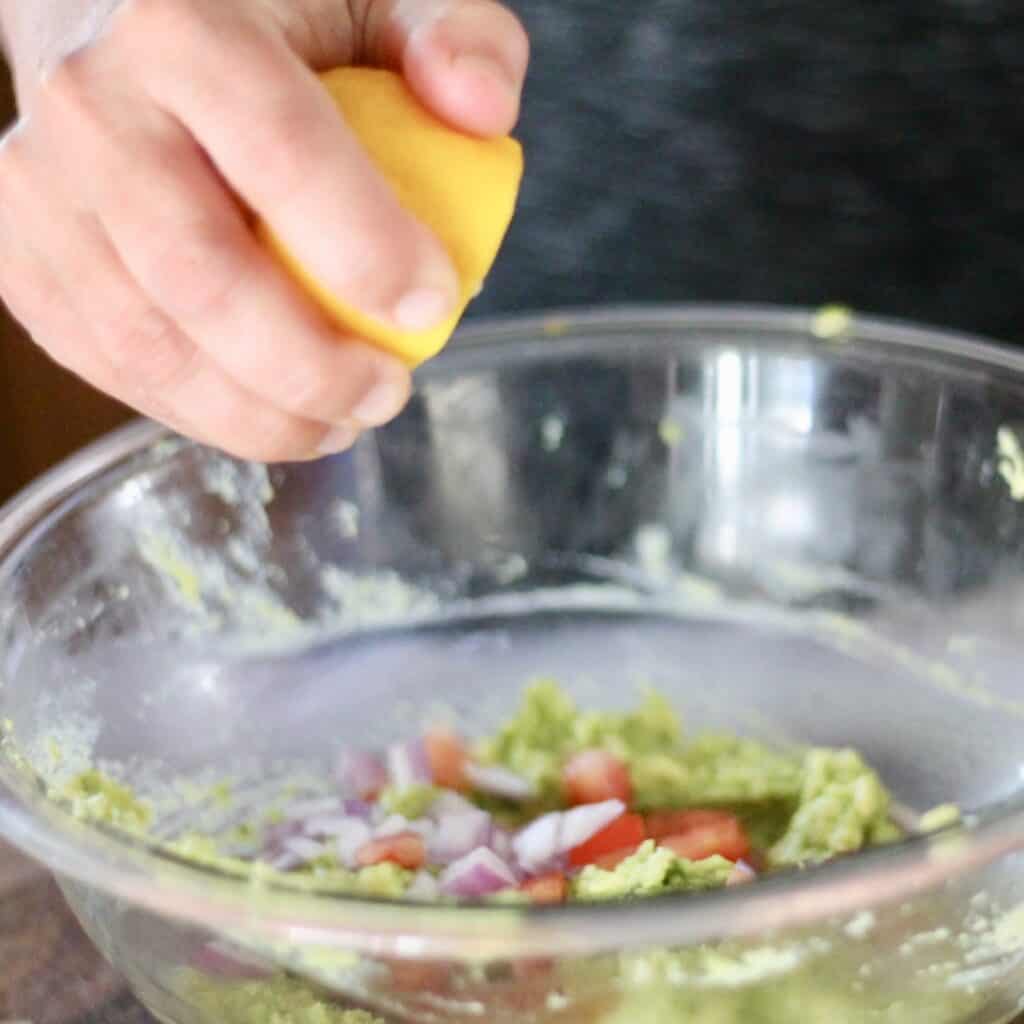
left=185, top=972, right=383, bottom=1024
left=478, top=681, right=803, bottom=813
left=164, top=834, right=412, bottom=898
left=574, top=841, right=733, bottom=900
left=61, top=769, right=152, bottom=834
left=378, top=784, right=440, bottom=819
left=770, top=748, right=894, bottom=866
left=46, top=679, right=973, bottom=1024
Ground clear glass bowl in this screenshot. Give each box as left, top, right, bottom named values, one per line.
left=3, top=306, right=1024, bottom=1024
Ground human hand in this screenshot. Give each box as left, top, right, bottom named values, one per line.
left=0, top=0, right=528, bottom=460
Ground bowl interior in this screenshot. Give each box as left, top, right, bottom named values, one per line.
left=3, top=308, right=1024, bottom=890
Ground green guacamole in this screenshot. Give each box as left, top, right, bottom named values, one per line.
left=52, top=680, right=965, bottom=1024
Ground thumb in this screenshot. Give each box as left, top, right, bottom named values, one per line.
left=361, top=0, right=530, bottom=138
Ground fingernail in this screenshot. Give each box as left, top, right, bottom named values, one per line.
left=393, top=286, right=455, bottom=331
left=350, top=364, right=410, bottom=426
left=316, top=422, right=361, bottom=457
left=453, top=53, right=518, bottom=99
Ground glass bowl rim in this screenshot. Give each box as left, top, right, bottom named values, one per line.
left=2, top=302, right=1024, bottom=960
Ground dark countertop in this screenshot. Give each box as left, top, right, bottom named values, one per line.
left=0, top=844, right=138, bottom=1024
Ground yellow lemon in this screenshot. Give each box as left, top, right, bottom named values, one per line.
left=257, top=67, right=524, bottom=367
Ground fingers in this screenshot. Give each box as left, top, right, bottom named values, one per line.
left=0, top=0, right=528, bottom=465
left=33, top=63, right=412, bottom=431
left=110, top=0, right=459, bottom=333
left=383, top=0, right=530, bottom=137
left=0, top=127, right=353, bottom=462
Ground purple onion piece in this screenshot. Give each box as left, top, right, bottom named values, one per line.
left=490, top=825, right=515, bottom=864
left=559, top=800, right=626, bottom=850
left=440, top=847, right=518, bottom=899
left=335, top=749, right=388, bottom=800
left=386, top=741, right=432, bottom=789
left=727, top=861, right=757, bottom=886
left=269, top=835, right=328, bottom=871
left=513, top=800, right=625, bottom=874
left=464, top=761, right=537, bottom=802
left=342, top=799, right=373, bottom=820
left=375, top=814, right=412, bottom=838
left=334, top=818, right=373, bottom=868
left=512, top=811, right=562, bottom=875
left=429, top=790, right=479, bottom=819
left=428, top=809, right=494, bottom=865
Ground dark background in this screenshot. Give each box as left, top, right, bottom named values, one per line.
left=0, top=69, right=134, bottom=504
left=3, top=0, right=1024, bottom=503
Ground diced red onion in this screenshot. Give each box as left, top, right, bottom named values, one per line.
left=269, top=835, right=328, bottom=871
left=429, top=790, right=479, bottom=819
left=335, top=749, right=388, bottom=800
left=387, top=741, right=432, bottom=789
left=375, top=814, right=412, bottom=838
left=440, top=847, right=518, bottom=899
left=342, top=799, right=374, bottom=820
left=512, top=812, right=562, bottom=874
left=490, top=826, right=515, bottom=863
left=406, top=870, right=441, bottom=901
left=560, top=800, right=626, bottom=849
left=727, top=861, right=757, bottom=886
left=429, top=809, right=494, bottom=865
left=406, top=818, right=437, bottom=844
left=334, top=818, right=373, bottom=868
left=464, top=762, right=536, bottom=802
left=513, top=800, right=625, bottom=873
left=192, top=941, right=274, bottom=980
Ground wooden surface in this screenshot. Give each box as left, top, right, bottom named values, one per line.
left=0, top=66, right=134, bottom=506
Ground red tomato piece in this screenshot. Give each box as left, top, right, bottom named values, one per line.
left=563, top=750, right=632, bottom=806
left=425, top=728, right=468, bottom=790
left=357, top=833, right=427, bottom=870
left=592, top=845, right=643, bottom=870
left=645, top=808, right=736, bottom=840
left=521, top=873, right=568, bottom=904
left=568, top=813, right=646, bottom=868
left=660, top=816, right=751, bottom=863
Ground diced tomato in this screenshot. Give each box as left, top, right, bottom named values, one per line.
left=659, top=816, right=751, bottom=863
left=645, top=808, right=736, bottom=840
left=563, top=750, right=632, bottom=806
left=357, top=832, right=426, bottom=870
left=592, top=845, right=642, bottom=870
left=568, top=813, right=646, bottom=868
left=521, top=873, right=568, bottom=904
left=425, top=728, right=468, bottom=790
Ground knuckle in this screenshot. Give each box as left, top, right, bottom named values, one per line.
left=114, top=0, right=203, bottom=50
left=243, top=414, right=322, bottom=462
left=235, top=102, right=328, bottom=207
left=37, top=51, right=96, bottom=117
left=276, top=359, right=350, bottom=421
left=136, top=218, right=245, bottom=322
left=101, top=303, right=195, bottom=393
left=345, top=219, right=424, bottom=307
